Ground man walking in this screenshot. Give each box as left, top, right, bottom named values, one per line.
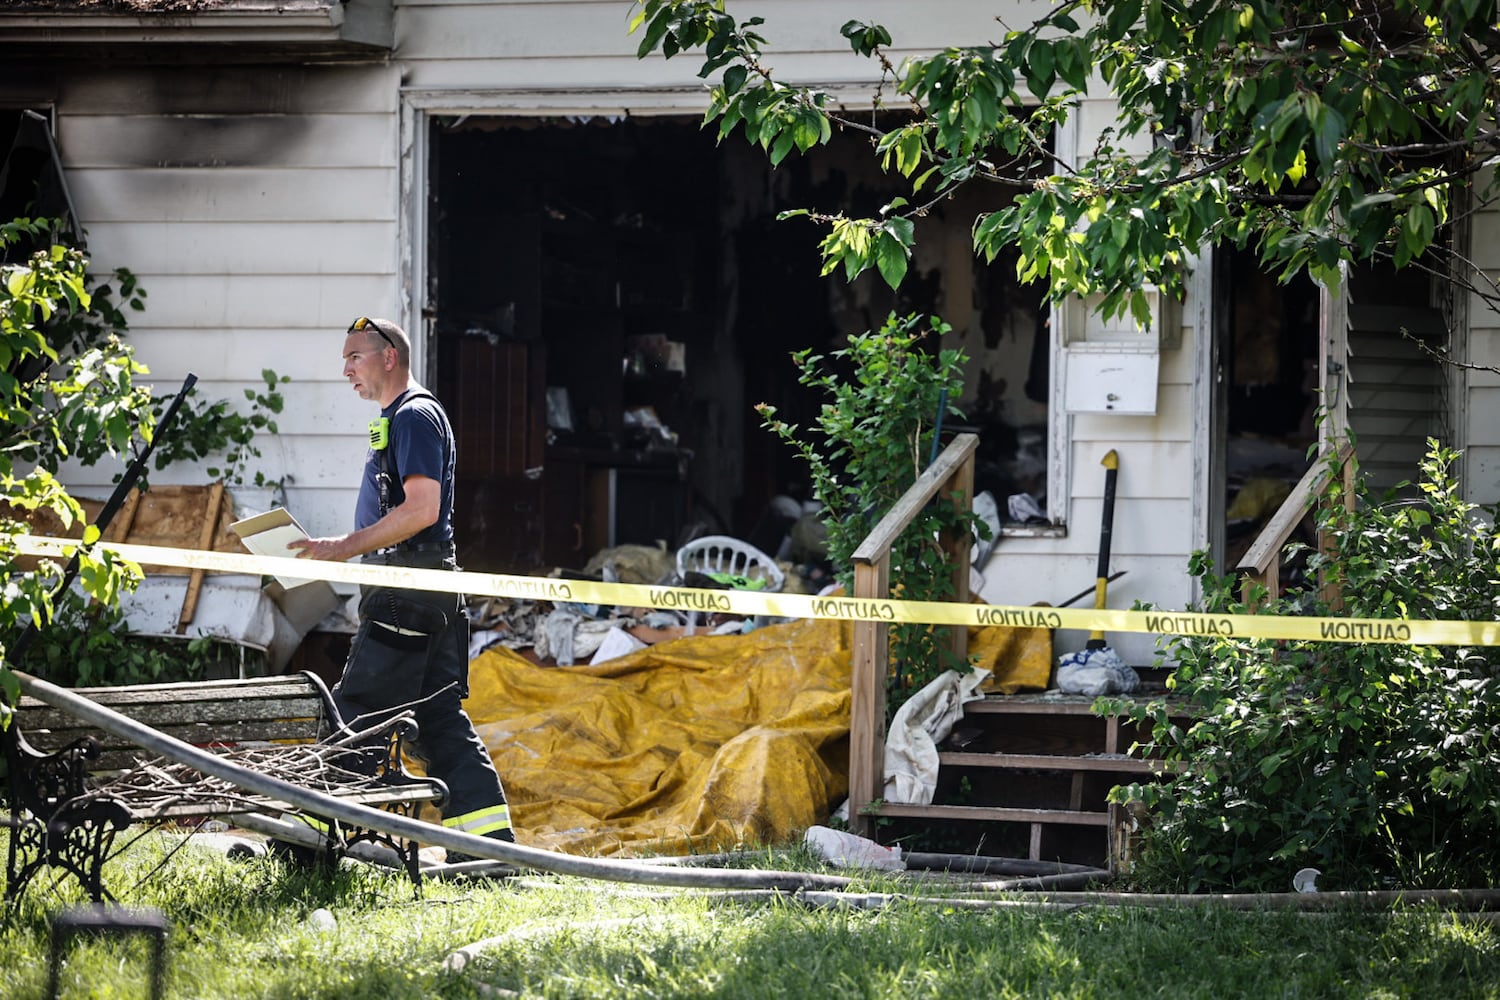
left=293, top=316, right=513, bottom=856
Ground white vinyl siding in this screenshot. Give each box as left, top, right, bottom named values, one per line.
left=54, top=63, right=402, bottom=537
left=1466, top=165, right=1500, bottom=504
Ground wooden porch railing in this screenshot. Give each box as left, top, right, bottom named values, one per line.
left=846, top=432, right=978, bottom=839
left=1235, top=440, right=1355, bottom=608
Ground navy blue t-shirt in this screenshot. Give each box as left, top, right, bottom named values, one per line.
left=353, top=387, right=455, bottom=546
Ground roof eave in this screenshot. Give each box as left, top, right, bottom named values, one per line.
left=0, top=0, right=393, bottom=53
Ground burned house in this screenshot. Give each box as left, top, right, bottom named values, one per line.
left=3, top=0, right=1497, bottom=668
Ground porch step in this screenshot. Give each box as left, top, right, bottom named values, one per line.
left=869, top=802, right=1111, bottom=827
left=867, top=690, right=1193, bottom=870
left=937, top=750, right=1176, bottom=775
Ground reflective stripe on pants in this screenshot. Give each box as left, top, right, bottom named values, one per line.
left=442, top=803, right=511, bottom=838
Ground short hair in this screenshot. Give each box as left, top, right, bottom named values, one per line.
left=349, top=316, right=411, bottom=369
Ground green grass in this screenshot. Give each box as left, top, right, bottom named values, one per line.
left=3, top=832, right=1498, bottom=999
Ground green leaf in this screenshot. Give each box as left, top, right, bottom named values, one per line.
left=874, top=230, right=909, bottom=289
left=1023, top=39, right=1056, bottom=98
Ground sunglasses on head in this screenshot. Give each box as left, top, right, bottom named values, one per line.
left=348, top=316, right=397, bottom=350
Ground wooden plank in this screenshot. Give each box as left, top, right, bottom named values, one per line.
left=964, top=694, right=1196, bottom=717
left=122, top=336, right=336, bottom=386
left=1238, top=442, right=1353, bottom=576
left=940, top=443, right=973, bottom=666
left=123, top=434, right=360, bottom=494
left=178, top=481, right=227, bottom=632
left=936, top=752, right=1175, bottom=775
left=1069, top=383, right=1196, bottom=443
left=1071, top=440, right=1195, bottom=499
left=144, top=785, right=443, bottom=820
left=23, top=697, right=326, bottom=727
left=847, top=556, right=889, bottom=840
left=869, top=802, right=1112, bottom=826
left=1057, top=497, right=1196, bottom=557
left=21, top=719, right=330, bottom=752
left=852, top=434, right=979, bottom=563
left=22, top=675, right=324, bottom=702
left=398, top=0, right=1017, bottom=58
left=103, top=488, right=143, bottom=542
left=119, top=377, right=357, bottom=436
left=83, top=274, right=396, bottom=329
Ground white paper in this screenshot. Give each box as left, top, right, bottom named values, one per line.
left=229, top=507, right=316, bottom=589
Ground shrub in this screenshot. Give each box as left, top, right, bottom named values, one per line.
left=757, top=312, right=984, bottom=719
left=17, top=589, right=249, bottom=688
left=1111, top=441, right=1500, bottom=891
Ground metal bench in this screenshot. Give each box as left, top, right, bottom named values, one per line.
left=4, top=671, right=448, bottom=901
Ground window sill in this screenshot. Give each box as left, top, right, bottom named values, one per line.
left=999, top=523, right=1067, bottom=539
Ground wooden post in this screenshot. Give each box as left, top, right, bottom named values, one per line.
left=846, top=433, right=978, bottom=839
left=1318, top=444, right=1356, bottom=612
left=103, top=488, right=142, bottom=542
left=177, top=481, right=225, bottom=633
left=939, top=451, right=974, bottom=666
left=847, top=555, right=890, bottom=840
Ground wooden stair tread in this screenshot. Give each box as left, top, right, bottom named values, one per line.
left=938, top=750, right=1177, bottom=774
left=865, top=802, right=1111, bottom=826
left=964, top=693, right=1192, bottom=717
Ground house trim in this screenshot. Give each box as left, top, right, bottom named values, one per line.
left=1188, top=244, right=1215, bottom=598
left=0, top=0, right=393, bottom=53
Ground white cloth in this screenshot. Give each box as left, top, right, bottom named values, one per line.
left=882, top=666, right=990, bottom=804
left=804, top=825, right=904, bottom=870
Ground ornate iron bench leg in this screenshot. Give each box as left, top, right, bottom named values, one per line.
left=47, top=800, right=134, bottom=903
left=7, top=810, right=48, bottom=903
left=6, top=733, right=130, bottom=903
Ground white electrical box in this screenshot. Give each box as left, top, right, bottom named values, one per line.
left=1057, top=286, right=1169, bottom=414
left=1063, top=345, right=1160, bottom=414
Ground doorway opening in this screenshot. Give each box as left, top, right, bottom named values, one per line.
left=428, top=113, right=1049, bottom=575
left=1218, top=247, right=1322, bottom=575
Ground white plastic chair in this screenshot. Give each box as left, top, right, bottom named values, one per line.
left=675, top=535, right=785, bottom=631
left=675, top=535, right=785, bottom=592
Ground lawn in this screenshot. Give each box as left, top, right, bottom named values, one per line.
left=3, top=832, right=1497, bottom=999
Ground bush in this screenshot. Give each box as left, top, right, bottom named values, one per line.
left=17, top=589, right=255, bottom=688
left=1111, top=441, right=1500, bottom=892
left=757, top=312, right=984, bottom=719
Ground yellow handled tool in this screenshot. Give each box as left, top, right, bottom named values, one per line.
left=1087, top=449, right=1120, bottom=650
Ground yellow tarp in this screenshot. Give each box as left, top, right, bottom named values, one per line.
left=463, top=616, right=1049, bottom=856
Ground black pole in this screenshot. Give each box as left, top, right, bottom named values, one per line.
left=6, top=373, right=198, bottom=666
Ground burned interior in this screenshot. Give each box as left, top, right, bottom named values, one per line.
left=429, top=113, right=1051, bottom=576
left=1217, top=244, right=1447, bottom=579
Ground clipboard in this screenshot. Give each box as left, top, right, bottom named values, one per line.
left=230, top=507, right=317, bottom=589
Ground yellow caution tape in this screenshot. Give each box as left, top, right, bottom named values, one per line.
left=13, top=534, right=1500, bottom=646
